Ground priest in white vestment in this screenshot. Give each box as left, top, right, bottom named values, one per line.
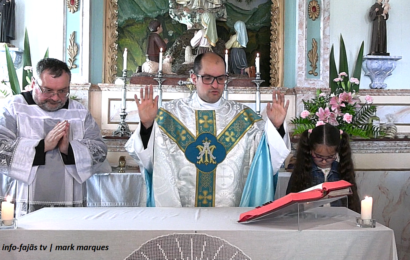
left=0, top=58, right=109, bottom=218
left=126, top=52, right=290, bottom=207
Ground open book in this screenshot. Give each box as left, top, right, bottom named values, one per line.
left=238, top=180, right=353, bottom=223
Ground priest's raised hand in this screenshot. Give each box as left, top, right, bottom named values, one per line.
left=266, top=90, right=289, bottom=129
left=135, top=85, right=159, bottom=129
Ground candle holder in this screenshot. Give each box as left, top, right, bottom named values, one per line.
left=178, top=79, right=195, bottom=95
left=0, top=218, right=17, bottom=229
left=223, top=77, right=232, bottom=100
left=113, top=69, right=132, bottom=137
left=252, top=72, right=264, bottom=116
left=356, top=217, right=376, bottom=228
left=153, top=71, right=166, bottom=107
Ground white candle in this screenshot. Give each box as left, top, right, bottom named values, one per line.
left=1, top=196, right=14, bottom=226
left=361, top=196, right=373, bottom=220
left=225, top=49, right=229, bottom=73
left=255, top=53, right=260, bottom=74
left=159, top=48, right=163, bottom=72
left=123, top=48, right=128, bottom=71
left=121, top=87, right=126, bottom=110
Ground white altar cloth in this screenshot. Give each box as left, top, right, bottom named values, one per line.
left=0, top=207, right=397, bottom=260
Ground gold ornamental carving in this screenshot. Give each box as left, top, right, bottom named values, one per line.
left=104, top=0, right=119, bottom=83
left=270, top=0, right=284, bottom=87
left=67, top=0, right=79, bottom=14
left=308, top=0, right=320, bottom=21
left=67, top=31, right=78, bottom=70
left=308, top=38, right=318, bottom=76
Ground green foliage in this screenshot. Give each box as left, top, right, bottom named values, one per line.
left=22, top=29, right=32, bottom=89
left=5, top=45, right=20, bottom=95
left=329, top=35, right=364, bottom=94
left=5, top=28, right=49, bottom=95
left=0, top=88, right=9, bottom=97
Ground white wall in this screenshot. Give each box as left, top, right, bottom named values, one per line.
left=330, top=0, right=409, bottom=89
left=12, top=0, right=65, bottom=85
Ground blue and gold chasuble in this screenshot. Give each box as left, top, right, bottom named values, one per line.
left=155, top=106, right=276, bottom=207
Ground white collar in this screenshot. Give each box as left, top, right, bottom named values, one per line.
left=192, top=92, right=222, bottom=109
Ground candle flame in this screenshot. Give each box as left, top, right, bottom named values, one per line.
left=225, top=49, right=228, bottom=54
left=160, top=48, right=163, bottom=52
left=257, top=53, right=259, bottom=57
left=6, top=195, right=12, bottom=203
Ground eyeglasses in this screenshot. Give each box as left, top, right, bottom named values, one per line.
left=196, top=74, right=228, bottom=85
left=34, top=78, right=69, bottom=98
left=311, top=152, right=337, bottom=162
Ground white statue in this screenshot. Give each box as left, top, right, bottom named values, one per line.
left=141, top=55, right=175, bottom=74
left=382, top=0, right=390, bottom=19
left=190, top=0, right=223, bottom=9
left=183, top=46, right=197, bottom=64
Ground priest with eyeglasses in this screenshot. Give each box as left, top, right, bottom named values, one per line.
left=0, top=58, right=109, bottom=218
left=126, top=52, right=290, bottom=208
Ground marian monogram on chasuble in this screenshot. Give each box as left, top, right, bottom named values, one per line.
left=156, top=107, right=262, bottom=207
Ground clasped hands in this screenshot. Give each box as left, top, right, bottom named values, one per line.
left=134, top=85, right=289, bottom=130
left=44, top=120, right=70, bottom=155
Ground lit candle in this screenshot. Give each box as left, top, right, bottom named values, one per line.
left=255, top=53, right=260, bottom=74
left=361, top=196, right=373, bottom=220
left=1, top=196, right=14, bottom=226
left=225, top=49, right=229, bottom=73
left=123, top=48, right=128, bottom=71
left=159, top=48, right=163, bottom=72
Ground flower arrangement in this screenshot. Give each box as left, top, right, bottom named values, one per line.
left=291, top=75, right=380, bottom=138
left=291, top=35, right=381, bottom=138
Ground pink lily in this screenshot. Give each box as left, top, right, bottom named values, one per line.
left=316, top=107, right=331, bottom=122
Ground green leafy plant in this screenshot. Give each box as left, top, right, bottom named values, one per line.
left=329, top=35, right=364, bottom=94
left=5, top=28, right=49, bottom=95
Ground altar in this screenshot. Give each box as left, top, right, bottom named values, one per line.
left=0, top=207, right=398, bottom=260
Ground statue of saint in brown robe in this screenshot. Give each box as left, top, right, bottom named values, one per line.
left=369, top=0, right=389, bottom=55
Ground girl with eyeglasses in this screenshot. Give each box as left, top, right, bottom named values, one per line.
left=286, top=124, right=360, bottom=212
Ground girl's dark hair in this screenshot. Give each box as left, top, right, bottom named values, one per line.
left=287, top=124, right=360, bottom=212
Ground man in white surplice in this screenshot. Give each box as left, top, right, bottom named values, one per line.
left=126, top=52, right=290, bottom=207
left=0, top=58, right=109, bottom=218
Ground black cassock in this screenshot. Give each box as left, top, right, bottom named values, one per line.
left=0, top=0, right=15, bottom=43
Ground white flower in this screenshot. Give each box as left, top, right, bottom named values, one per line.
left=23, top=66, right=33, bottom=72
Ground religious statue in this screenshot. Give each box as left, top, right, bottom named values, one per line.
left=146, top=20, right=168, bottom=62
left=141, top=20, right=176, bottom=74
left=225, top=21, right=253, bottom=76
left=190, top=12, right=218, bottom=54
left=369, top=0, right=389, bottom=55
left=142, top=54, right=175, bottom=74
left=190, top=0, right=223, bottom=10
left=169, top=0, right=227, bottom=29
left=0, top=0, right=15, bottom=43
